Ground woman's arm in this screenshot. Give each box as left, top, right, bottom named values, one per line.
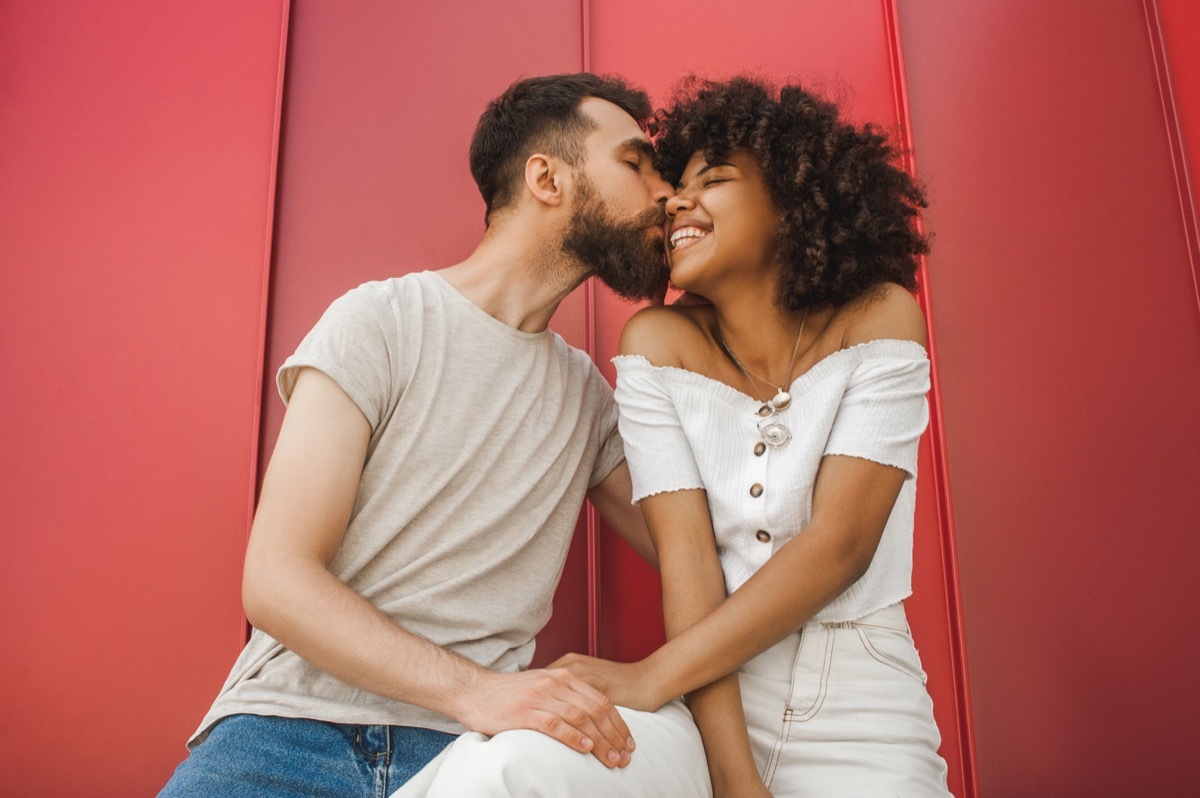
left=641, top=453, right=907, bottom=704
left=641, top=489, right=771, bottom=797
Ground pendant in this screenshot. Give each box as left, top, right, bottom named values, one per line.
left=771, top=390, right=791, bottom=411
left=760, top=420, right=792, bottom=447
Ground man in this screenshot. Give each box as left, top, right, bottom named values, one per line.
left=158, top=74, right=708, bottom=797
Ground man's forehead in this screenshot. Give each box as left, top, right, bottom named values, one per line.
left=579, top=97, right=649, bottom=146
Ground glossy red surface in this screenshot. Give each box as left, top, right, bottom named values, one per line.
left=899, top=1, right=1200, bottom=794
left=1154, top=0, right=1200, bottom=312
left=0, top=2, right=289, bottom=795
left=19, top=1, right=1197, bottom=794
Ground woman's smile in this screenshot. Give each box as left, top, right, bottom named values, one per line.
left=668, top=226, right=710, bottom=252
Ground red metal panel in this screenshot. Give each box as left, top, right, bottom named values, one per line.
left=1150, top=0, right=1200, bottom=314
left=262, top=1, right=589, bottom=665
left=0, top=2, right=289, bottom=795
left=587, top=3, right=975, bottom=796
left=899, top=0, right=1200, bottom=794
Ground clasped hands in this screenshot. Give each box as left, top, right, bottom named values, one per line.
left=547, top=652, right=664, bottom=713
left=453, top=655, right=662, bottom=770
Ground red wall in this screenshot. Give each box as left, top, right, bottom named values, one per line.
left=1154, top=0, right=1200, bottom=312
left=898, top=1, right=1200, bottom=794
left=0, top=2, right=288, bottom=796
left=10, top=1, right=1197, bottom=796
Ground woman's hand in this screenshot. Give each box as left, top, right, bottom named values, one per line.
left=547, top=653, right=664, bottom=712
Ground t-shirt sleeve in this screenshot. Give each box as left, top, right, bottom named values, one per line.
left=613, top=357, right=705, bottom=503
left=588, top=389, right=626, bottom=489
left=276, top=283, right=398, bottom=430
left=823, top=347, right=931, bottom=479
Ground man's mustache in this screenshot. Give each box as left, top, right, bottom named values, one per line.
left=633, top=205, right=667, bottom=230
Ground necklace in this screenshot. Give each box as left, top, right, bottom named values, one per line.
left=716, top=309, right=809, bottom=448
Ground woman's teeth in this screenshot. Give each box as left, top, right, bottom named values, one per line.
left=669, top=227, right=709, bottom=251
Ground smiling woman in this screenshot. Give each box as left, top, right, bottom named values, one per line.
left=662, top=151, right=782, bottom=299
left=546, top=76, right=948, bottom=798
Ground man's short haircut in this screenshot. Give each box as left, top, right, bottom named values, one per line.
left=470, top=73, right=652, bottom=225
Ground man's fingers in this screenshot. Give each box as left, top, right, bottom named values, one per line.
left=475, top=668, right=635, bottom=767
left=535, top=707, right=626, bottom=768
left=557, top=671, right=634, bottom=763
left=534, top=710, right=592, bottom=754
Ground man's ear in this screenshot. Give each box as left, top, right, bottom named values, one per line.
left=524, top=153, right=569, bottom=208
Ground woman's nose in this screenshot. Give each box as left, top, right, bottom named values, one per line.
left=665, top=192, right=693, bottom=216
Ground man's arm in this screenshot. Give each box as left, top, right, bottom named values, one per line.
left=587, top=461, right=657, bottom=568
left=241, top=367, right=635, bottom=767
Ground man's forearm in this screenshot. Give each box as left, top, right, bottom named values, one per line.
left=243, top=554, right=637, bottom=768
left=243, top=554, right=485, bottom=720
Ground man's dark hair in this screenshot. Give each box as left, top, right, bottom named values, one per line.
left=470, top=73, right=652, bottom=225
left=653, top=76, right=929, bottom=310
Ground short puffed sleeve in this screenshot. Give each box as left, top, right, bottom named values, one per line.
left=613, top=356, right=706, bottom=503
left=823, top=342, right=931, bottom=478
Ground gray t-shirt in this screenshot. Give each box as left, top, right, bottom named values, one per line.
left=190, top=271, right=625, bottom=744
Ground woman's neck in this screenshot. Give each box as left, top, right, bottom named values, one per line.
left=709, top=290, right=812, bottom=386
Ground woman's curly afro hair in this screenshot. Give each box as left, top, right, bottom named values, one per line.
left=652, top=76, right=929, bottom=310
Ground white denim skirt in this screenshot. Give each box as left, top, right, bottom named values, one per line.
left=740, top=602, right=952, bottom=797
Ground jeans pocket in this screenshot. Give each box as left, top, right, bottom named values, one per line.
left=783, top=625, right=834, bottom=722
left=855, top=623, right=928, bottom=684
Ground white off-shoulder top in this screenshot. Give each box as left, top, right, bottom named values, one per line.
left=613, top=339, right=931, bottom=624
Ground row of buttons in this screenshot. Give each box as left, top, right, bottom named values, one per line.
left=752, top=442, right=769, bottom=541
left=752, top=429, right=770, bottom=541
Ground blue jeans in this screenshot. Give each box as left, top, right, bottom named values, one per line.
left=158, top=714, right=456, bottom=798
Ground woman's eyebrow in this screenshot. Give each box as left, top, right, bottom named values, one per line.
left=678, top=161, right=734, bottom=188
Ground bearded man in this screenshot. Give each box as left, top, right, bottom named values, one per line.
left=158, top=74, right=709, bottom=798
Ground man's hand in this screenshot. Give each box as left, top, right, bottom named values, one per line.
left=548, top=653, right=663, bottom=713
left=454, top=668, right=636, bottom=768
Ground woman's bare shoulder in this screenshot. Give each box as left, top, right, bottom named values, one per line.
left=840, top=283, right=927, bottom=348
left=619, top=304, right=714, bottom=368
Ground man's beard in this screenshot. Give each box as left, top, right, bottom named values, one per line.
left=561, top=175, right=667, bottom=301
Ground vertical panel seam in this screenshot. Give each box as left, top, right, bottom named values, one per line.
left=883, top=2, right=979, bottom=795
left=580, top=0, right=601, bottom=659
left=1144, top=0, right=1200, bottom=323
left=245, top=0, right=292, bottom=646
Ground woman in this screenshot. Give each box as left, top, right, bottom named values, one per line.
left=556, top=76, right=952, bottom=796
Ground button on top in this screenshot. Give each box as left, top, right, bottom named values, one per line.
left=754, top=442, right=766, bottom=457
left=757, top=405, right=772, bottom=418
left=755, top=530, right=771, bottom=543
left=749, top=483, right=763, bottom=498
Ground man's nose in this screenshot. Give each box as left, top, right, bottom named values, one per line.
left=647, top=172, right=673, bottom=205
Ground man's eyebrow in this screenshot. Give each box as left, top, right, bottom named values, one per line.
left=617, top=138, right=656, bottom=159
